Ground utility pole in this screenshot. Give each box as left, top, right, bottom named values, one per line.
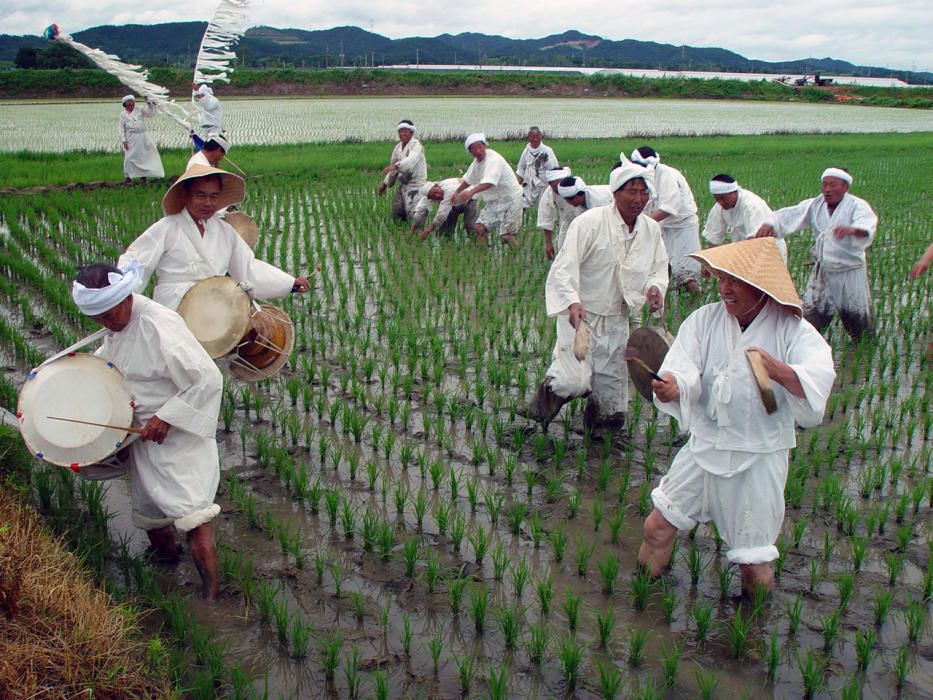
left=416, top=48, right=420, bottom=67
left=339, top=41, right=345, bottom=69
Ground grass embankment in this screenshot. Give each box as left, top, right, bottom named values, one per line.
left=1, top=131, right=931, bottom=191
left=3, top=67, right=932, bottom=108
left=0, top=426, right=173, bottom=698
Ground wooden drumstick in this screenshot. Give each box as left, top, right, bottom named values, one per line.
left=291, top=266, right=321, bottom=293
left=623, top=347, right=663, bottom=382
left=47, top=416, right=143, bottom=434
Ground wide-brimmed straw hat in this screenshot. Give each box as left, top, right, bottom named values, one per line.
left=689, top=237, right=803, bottom=316
left=162, top=165, right=245, bottom=215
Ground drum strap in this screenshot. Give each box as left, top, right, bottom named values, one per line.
left=39, top=329, right=110, bottom=367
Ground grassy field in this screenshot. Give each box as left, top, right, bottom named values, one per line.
left=0, top=132, right=931, bottom=698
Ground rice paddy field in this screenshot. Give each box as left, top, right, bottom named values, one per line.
left=0, top=126, right=931, bottom=699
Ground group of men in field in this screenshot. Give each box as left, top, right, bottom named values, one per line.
left=377, top=120, right=901, bottom=598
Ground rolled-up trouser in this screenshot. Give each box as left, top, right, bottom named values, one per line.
left=661, top=218, right=701, bottom=286
left=523, top=181, right=547, bottom=209
left=476, top=196, right=524, bottom=239
left=650, top=444, right=788, bottom=565
left=545, top=310, right=629, bottom=419
left=130, top=428, right=221, bottom=533
left=803, top=263, right=874, bottom=341
left=391, top=184, right=421, bottom=221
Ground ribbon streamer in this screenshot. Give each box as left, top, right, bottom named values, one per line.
left=193, top=0, right=251, bottom=85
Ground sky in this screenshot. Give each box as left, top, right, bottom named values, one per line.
left=2, top=0, right=930, bottom=73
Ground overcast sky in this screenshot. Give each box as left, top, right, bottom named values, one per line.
left=3, top=0, right=930, bottom=72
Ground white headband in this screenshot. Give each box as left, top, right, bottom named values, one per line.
left=195, top=84, right=213, bottom=97
left=630, top=148, right=660, bottom=167
left=546, top=167, right=571, bottom=182
left=821, top=167, right=853, bottom=185
left=396, top=122, right=415, bottom=133
left=72, top=260, right=143, bottom=317
left=464, top=133, right=486, bottom=151
left=709, top=179, right=739, bottom=195
left=557, top=179, right=585, bottom=198
left=418, top=181, right=435, bottom=197
left=121, top=95, right=135, bottom=105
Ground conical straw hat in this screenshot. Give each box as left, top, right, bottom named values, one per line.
left=689, top=237, right=802, bottom=316
left=162, top=165, right=245, bottom=215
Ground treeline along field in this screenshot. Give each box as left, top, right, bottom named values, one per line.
left=3, top=67, right=933, bottom=108
left=0, top=133, right=930, bottom=697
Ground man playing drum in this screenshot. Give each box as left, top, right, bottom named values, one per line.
left=118, top=165, right=310, bottom=311
left=638, top=238, right=835, bottom=599
left=72, top=260, right=224, bottom=599
left=527, top=161, right=668, bottom=434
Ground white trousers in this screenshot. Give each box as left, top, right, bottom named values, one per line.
left=545, top=311, right=629, bottom=417
left=662, top=219, right=701, bottom=286
left=803, top=263, right=874, bottom=339
left=476, top=197, right=523, bottom=238
left=651, top=443, right=788, bottom=564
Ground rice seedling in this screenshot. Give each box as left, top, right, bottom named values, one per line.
left=550, top=526, right=567, bottom=562
left=510, top=555, right=531, bottom=599
left=401, top=613, right=413, bottom=656
left=575, top=538, right=594, bottom=578
left=469, top=524, right=489, bottom=564
left=412, top=489, right=428, bottom=530
left=598, top=552, right=620, bottom=595
left=893, top=645, right=911, bottom=689
left=496, top=603, right=525, bottom=650
left=821, top=610, right=840, bottom=652
left=563, top=590, right=581, bottom=631
left=691, top=602, right=713, bottom=644
left=597, top=661, right=625, bottom=700
left=627, top=626, right=649, bottom=667
left=902, top=596, right=927, bottom=642
left=630, top=569, right=652, bottom=611
left=470, top=583, right=490, bottom=634
left=567, top=488, right=582, bottom=519
left=557, top=635, right=586, bottom=688
left=428, top=631, right=444, bottom=676
left=694, top=665, right=721, bottom=700
left=343, top=644, right=362, bottom=698
left=319, top=633, right=341, bottom=682
left=595, top=606, right=614, bottom=648
left=424, top=550, right=442, bottom=593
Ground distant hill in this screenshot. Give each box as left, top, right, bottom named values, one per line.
left=2, top=24, right=928, bottom=84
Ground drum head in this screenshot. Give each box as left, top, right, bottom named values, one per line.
left=17, top=354, right=134, bottom=468
left=626, top=325, right=674, bottom=401
left=223, top=211, right=259, bottom=249
left=230, top=304, right=295, bottom=382
left=177, top=276, right=251, bottom=358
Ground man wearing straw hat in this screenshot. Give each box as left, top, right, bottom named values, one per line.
left=408, top=178, right=477, bottom=239
left=118, top=165, right=310, bottom=311
left=536, top=166, right=573, bottom=260
left=453, top=133, right=524, bottom=247
left=186, top=133, right=229, bottom=170
left=528, top=162, right=668, bottom=433
left=755, top=167, right=877, bottom=342
left=72, top=260, right=224, bottom=599
left=378, top=119, right=427, bottom=222
left=637, top=237, right=835, bottom=598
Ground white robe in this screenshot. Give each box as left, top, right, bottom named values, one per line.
left=383, top=138, right=427, bottom=218
left=119, top=209, right=295, bottom=311
left=544, top=205, right=669, bottom=415
left=186, top=150, right=211, bottom=170
left=120, top=105, right=164, bottom=179
left=411, top=177, right=463, bottom=228
left=464, top=149, right=524, bottom=237
left=516, top=143, right=558, bottom=207
left=97, top=295, right=223, bottom=532
left=769, top=192, right=877, bottom=334
left=197, top=94, right=223, bottom=136
left=650, top=300, right=835, bottom=563
left=536, top=187, right=577, bottom=247
left=643, top=163, right=700, bottom=284
left=702, top=187, right=787, bottom=259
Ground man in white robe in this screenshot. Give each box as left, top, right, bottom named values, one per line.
left=408, top=178, right=477, bottom=239
left=638, top=237, right=835, bottom=598
left=536, top=167, right=573, bottom=260
left=755, top=167, right=877, bottom=342
left=516, top=127, right=559, bottom=209
left=453, top=133, right=524, bottom=247
left=556, top=176, right=613, bottom=251
left=702, top=173, right=786, bottom=260
left=631, top=146, right=702, bottom=293
left=120, top=95, right=164, bottom=181
left=72, top=260, right=224, bottom=599
left=118, top=165, right=310, bottom=311
left=186, top=134, right=229, bottom=170
left=378, top=120, right=427, bottom=221
left=528, top=162, right=669, bottom=432
left=193, top=84, right=223, bottom=139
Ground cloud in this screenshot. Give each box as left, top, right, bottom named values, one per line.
left=2, top=0, right=929, bottom=71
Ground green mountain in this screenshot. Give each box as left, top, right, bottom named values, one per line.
left=1, top=24, right=927, bottom=84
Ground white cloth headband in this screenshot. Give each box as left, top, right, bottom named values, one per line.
left=396, top=122, right=415, bottom=132
left=121, top=95, right=135, bottom=105
left=72, top=260, right=143, bottom=317
left=546, top=167, right=571, bottom=182
left=418, top=181, right=435, bottom=197
left=709, top=179, right=739, bottom=195
left=557, top=179, right=585, bottom=198
left=821, top=167, right=853, bottom=185
left=195, top=84, right=213, bottom=97
left=464, top=133, right=486, bottom=151
left=630, top=149, right=660, bottom=167
left=609, top=162, right=655, bottom=198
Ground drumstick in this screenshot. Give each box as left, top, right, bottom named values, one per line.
left=47, top=415, right=144, bottom=434
left=623, top=347, right=664, bottom=381
left=291, top=266, right=321, bottom=293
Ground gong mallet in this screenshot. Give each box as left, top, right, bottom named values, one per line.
left=47, top=415, right=144, bottom=434
left=623, top=346, right=664, bottom=382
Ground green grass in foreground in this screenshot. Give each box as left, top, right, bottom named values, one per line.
left=2, top=132, right=931, bottom=190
